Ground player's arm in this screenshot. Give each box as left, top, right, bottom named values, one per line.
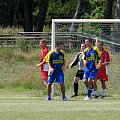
left=94, top=47, right=102, bottom=68
left=45, top=50, right=55, bottom=73
left=60, top=50, right=66, bottom=71
left=62, top=51, right=66, bottom=71
left=42, top=48, right=49, bottom=58
left=48, top=62, right=55, bottom=73
left=101, top=61, right=110, bottom=66
left=69, top=53, right=79, bottom=68
left=82, top=51, right=87, bottom=66
left=36, top=59, right=46, bottom=67
left=101, top=51, right=110, bottom=66
left=36, top=50, right=48, bottom=67
left=95, top=47, right=101, bottom=60
left=98, top=55, right=103, bottom=68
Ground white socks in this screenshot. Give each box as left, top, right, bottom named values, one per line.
left=94, top=91, right=98, bottom=96
left=102, top=89, right=106, bottom=96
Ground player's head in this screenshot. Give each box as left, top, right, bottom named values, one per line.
left=39, top=39, right=47, bottom=48
left=97, top=41, right=104, bottom=51
left=55, top=42, right=62, bottom=51
left=81, top=43, right=86, bottom=51
left=85, top=38, right=92, bottom=47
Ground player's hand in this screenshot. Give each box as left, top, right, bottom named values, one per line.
left=97, top=63, right=101, bottom=69
left=83, top=60, right=87, bottom=66
left=36, top=63, right=42, bottom=67
left=36, top=63, right=41, bottom=67
left=69, top=64, right=72, bottom=68
left=62, top=66, right=65, bottom=71
left=50, top=67, right=55, bottom=73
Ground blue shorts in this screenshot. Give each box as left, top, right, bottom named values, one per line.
left=83, top=69, right=98, bottom=80
left=48, top=71, right=64, bottom=83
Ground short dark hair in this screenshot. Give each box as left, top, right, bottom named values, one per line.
left=85, top=38, right=93, bottom=43
left=98, top=41, right=104, bottom=46
left=55, top=42, right=62, bottom=47
left=40, top=39, right=47, bottom=45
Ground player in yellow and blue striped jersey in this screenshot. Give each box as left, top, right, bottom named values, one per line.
left=82, top=38, right=101, bottom=100
left=45, top=42, right=67, bottom=101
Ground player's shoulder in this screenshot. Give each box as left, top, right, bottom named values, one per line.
left=43, top=47, right=49, bottom=52
left=47, top=50, right=55, bottom=55
left=93, top=46, right=99, bottom=50
left=103, top=49, right=110, bottom=56
left=42, top=47, right=48, bottom=50
left=93, top=46, right=100, bottom=53
left=103, top=49, right=109, bottom=53
left=60, top=50, right=65, bottom=54
left=84, top=48, right=89, bottom=52
left=76, top=52, right=82, bottom=56
left=44, top=46, right=48, bottom=49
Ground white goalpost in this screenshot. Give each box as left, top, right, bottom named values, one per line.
left=51, top=19, right=120, bottom=50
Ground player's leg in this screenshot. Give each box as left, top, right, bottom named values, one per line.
left=92, top=78, right=99, bottom=98
left=56, top=72, right=67, bottom=101
left=84, top=70, right=98, bottom=100
left=83, top=71, right=89, bottom=94
left=60, top=82, right=65, bottom=96
left=51, top=83, right=55, bottom=99
left=83, top=80, right=88, bottom=95
left=60, top=82, right=67, bottom=101
left=71, top=70, right=84, bottom=97
left=101, top=81, right=106, bottom=98
left=41, top=71, right=48, bottom=86
left=83, top=71, right=90, bottom=100
left=100, top=74, right=108, bottom=98
left=87, top=78, right=94, bottom=98
left=43, top=71, right=55, bottom=99
left=91, top=69, right=99, bottom=97
left=79, top=70, right=87, bottom=95
left=71, top=77, right=79, bottom=98
left=47, top=83, right=52, bottom=99
left=83, top=78, right=93, bottom=100
left=46, top=73, right=55, bottom=100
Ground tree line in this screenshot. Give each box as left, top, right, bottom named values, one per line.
left=0, top=0, right=119, bottom=32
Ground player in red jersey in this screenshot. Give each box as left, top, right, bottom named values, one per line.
left=93, top=41, right=110, bottom=98
left=37, top=39, right=49, bottom=86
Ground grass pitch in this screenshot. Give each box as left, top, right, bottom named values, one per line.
left=0, top=48, right=120, bottom=120
left=0, top=94, right=120, bottom=120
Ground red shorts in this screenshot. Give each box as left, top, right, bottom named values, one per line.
left=41, top=71, right=48, bottom=82
left=96, top=73, right=108, bottom=82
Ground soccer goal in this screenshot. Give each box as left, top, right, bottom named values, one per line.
left=51, top=19, right=120, bottom=90
left=51, top=19, right=120, bottom=51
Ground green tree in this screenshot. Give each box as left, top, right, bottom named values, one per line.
left=23, top=0, right=33, bottom=32
left=70, top=0, right=84, bottom=32
left=34, top=0, right=48, bottom=32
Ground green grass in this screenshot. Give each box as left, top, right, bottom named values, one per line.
left=0, top=94, right=120, bottom=120
left=0, top=27, right=23, bottom=35
left=0, top=47, right=120, bottom=96
left=0, top=47, right=120, bottom=120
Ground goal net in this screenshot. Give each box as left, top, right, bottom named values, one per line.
left=51, top=19, right=120, bottom=94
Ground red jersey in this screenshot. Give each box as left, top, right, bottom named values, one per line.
left=40, top=47, right=49, bottom=71
left=97, top=49, right=110, bottom=81
left=99, top=49, right=110, bottom=75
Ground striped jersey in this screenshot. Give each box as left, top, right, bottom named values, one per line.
left=45, top=50, right=66, bottom=72
left=82, top=46, right=101, bottom=71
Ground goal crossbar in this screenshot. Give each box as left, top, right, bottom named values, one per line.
left=52, top=19, right=120, bottom=23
